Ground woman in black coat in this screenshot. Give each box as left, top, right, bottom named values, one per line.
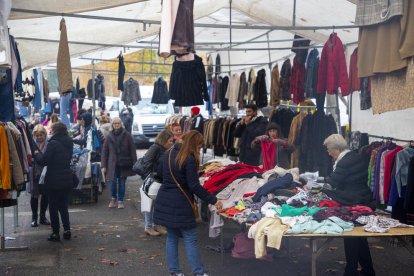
left=154, top=131, right=223, bottom=276
left=101, top=117, right=137, bottom=209
left=140, top=129, right=174, bottom=236
left=34, top=122, right=73, bottom=242
left=323, top=134, right=375, bottom=276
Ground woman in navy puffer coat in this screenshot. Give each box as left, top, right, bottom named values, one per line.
left=154, top=130, right=222, bottom=276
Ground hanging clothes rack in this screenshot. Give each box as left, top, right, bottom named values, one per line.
left=367, top=134, right=414, bottom=144
left=15, top=37, right=325, bottom=53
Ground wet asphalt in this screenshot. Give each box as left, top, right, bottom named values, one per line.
left=1, top=164, right=414, bottom=276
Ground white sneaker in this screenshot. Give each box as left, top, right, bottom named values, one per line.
left=108, top=199, right=117, bottom=208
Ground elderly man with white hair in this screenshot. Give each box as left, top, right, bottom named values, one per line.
left=322, top=134, right=375, bottom=276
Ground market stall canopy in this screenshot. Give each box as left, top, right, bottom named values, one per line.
left=8, top=0, right=358, bottom=70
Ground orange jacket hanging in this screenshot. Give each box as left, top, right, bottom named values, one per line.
left=0, top=125, right=11, bottom=190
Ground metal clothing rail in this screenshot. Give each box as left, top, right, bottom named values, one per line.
left=1, top=203, right=28, bottom=252
left=14, top=37, right=324, bottom=52
left=77, top=57, right=288, bottom=68
left=279, top=103, right=337, bottom=109
left=367, top=134, right=414, bottom=143
left=137, top=37, right=312, bottom=46
left=11, top=8, right=359, bottom=31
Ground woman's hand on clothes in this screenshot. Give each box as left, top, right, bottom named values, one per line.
left=215, top=200, right=223, bottom=212
left=272, top=138, right=286, bottom=145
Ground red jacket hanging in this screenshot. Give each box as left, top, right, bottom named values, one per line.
left=290, top=55, right=305, bottom=103
left=349, top=48, right=371, bottom=93
left=317, top=33, right=350, bottom=96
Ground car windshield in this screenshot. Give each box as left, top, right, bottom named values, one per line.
left=133, top=99, right=171, bottom=115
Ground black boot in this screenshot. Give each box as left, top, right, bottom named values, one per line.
left=39, top=215, right=50, bottom=225
left=63, top=230, right=71, bottom=240
left=31, top=219, right=38, bottom=227
left=47, top=233, right=60, bottom=242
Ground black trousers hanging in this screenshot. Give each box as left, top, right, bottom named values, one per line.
left=343, top=237, right=375, bottom=276
left=30, top=195, right=49, bottom=220
left=48, top=190, right=71, bottom=234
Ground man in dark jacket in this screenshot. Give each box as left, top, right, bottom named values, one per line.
left=120, top=106, right=133, bottom=133
left=189, top=106, right=204, bottom=134
left=34, top=122, right=73, bottom=242
left=322, top=134, right=375, bottom=276
left=233, top=104, right=267, bottom=165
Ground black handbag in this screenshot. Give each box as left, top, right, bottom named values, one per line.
left=133, top=157, right=147, bottom=177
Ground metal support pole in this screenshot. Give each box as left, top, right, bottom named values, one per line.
left=1, top=208, right=4, bottom=249
left=13, top=204, right=18, bottom=233
left=293, top=0, right=297, bottom=26
left=91, top=60, right=96, bottom=127
left=0, top=208, right=27, bottom=251
left=349, top=91, right=353, bottom=133
left=228, top=0, right=232, bottom=76
left=266, top=33, right=272, bottom=71
left=335, top=91, right=341, bottom=133
left=220, top=225, right=224, bottom=265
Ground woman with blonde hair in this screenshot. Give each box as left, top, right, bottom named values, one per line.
left=30, top=124, right=50, bottom=227
left=154, top=130, right=222, bottom=276
left=169, top=123, right=182, bottom=142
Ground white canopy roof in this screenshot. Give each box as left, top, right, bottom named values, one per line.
left=8, top=0, right=359, bottom=70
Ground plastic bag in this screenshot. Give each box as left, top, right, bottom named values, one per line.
left=39, top=166, right=47, bottom=185
left=139, top=186, right=153, bottom=212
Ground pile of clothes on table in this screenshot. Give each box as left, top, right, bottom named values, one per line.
left=200, top=162, right=414, bottom=259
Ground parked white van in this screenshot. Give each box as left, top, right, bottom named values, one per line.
left=108, top=86, right=174, bottom=148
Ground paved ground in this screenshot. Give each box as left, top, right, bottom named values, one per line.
left=1, top=152, right=414, bottom=275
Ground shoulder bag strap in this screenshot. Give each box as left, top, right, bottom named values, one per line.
left=168, top=149, right=198, bottom=217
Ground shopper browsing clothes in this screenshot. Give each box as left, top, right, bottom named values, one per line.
left=154, top=130, right=223, bottom=276
left=139, top=129, right=174, bottom=236
left=73, top=112, right=92, bottom=148
left=101, top=117, right=137, bottom=209
left=45, top=113, right=59, bottom=136
left=322, top=134, right=375, bottom=276
left=30, top=125, right=50, bottom=227
left=233, top=104, right=267, bottom=166
left=33, top=122, right=73, bottom=242
left=120, top=106, right=134, bottom=134
left=189, top=106, right=204, bottom=133
left=170, top=123, right=182, bottom=142
left=251, top=122, right=294, bottom=170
